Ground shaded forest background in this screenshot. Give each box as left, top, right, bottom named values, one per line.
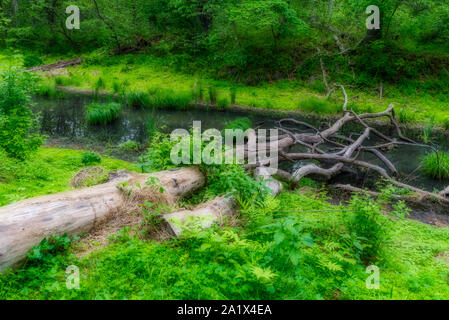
left=1, top=0, right=449, bottom=88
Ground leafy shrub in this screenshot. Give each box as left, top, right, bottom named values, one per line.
left=85, top=102, right=121, bottom=125
left=346, top=195, right=387, bottom=263
left=421, top=152, right=449, bottom=180
left=118, top=141, right=140, bottom=153
left=0, top=67, right=43, bottom=159
left=23, top=55, right=43, bottom=68
left=202, top=165, right=269, bottom=202
left=138, top=132, right=177, bottom=173
left=26, top=234, right=76, bottom=267
left=81, top=151, right=102, bottom=165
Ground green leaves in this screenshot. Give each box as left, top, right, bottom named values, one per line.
left=0, top=67, right=43, bottom=160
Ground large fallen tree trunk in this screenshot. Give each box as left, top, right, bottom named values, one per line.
left=0, top=167, right=205, bottom=272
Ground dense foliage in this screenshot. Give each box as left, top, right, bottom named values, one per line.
left=1, top=189, right=448, bottom=300
left=0, top=67, right=43, bottom=159
left=2, top=0, right=449, bottom=87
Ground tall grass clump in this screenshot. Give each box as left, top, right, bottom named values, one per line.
left=126, top=91, right=151, bottom=108
left=36, top=83, right=65, bottom=98
left=299, top=97, right=338, bottom=114
left=85, top=102, right=121, bottom=125
left=94, top=77, right=106, bottom=93
left=421, top=151, right=449, bottom=180
left=398, top=108, right=417, bottom=126
left=217, top=97, right=230, bottom=110
left=148, top=88, right=192, bottom=110
left=421, top=116, right=435, bottom=143
left=192, top=80, right=204, bottom=103
left=208, top=86, right=217, bottom=105
left=230, top=87, right=237, bottom=105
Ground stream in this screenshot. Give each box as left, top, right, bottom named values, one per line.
left=32, top=93, right=449, bottom=224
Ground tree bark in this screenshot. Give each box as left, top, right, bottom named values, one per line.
left=0, top=167, right=205, bottom=272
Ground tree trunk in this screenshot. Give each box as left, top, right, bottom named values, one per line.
left=0, top=167, right=205, bottom=272
left=162, top=197, right=236, bottom=237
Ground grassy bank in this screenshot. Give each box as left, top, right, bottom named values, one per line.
left=0, top=147, right=136, bottom=207
left=1, top=188, right=449, bottom=300
left=2, top=51, right=449, bottom=129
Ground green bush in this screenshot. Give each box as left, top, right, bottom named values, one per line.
left=421, top=152, right=449, bottom=180
left=23, top=55, right=43, bottom=68
left=118, top=141, right=140, bottom=153
left=81, top=151, right=102, bottom=165
left=346, top=195, right=387, bottom=263
left=85, top=102, right=121, bottom=125
left=26, top=234, right=76, bottom=267
left=0, top=67, right=43, bottom=160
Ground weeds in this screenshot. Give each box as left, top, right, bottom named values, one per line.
left=81, top=151, right=101, bottom=165
left=421, top=151, right=449, bottom=180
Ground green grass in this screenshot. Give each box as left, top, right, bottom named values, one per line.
left=126, top=88, right=192, bottom=110
left=3, top=50, right=448, bottom=127
left=86, top=102, right=122, bottom=125
left=421, top=152, right=449, bottom=180
left=1, top=190, right=448, bottom=299
left=0, top=147, right=136, bottom=207
left=299, top=96, right=339, bottom=114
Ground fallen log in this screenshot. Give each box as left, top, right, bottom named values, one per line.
left=162, top=197, right=236, bottom=237
left=28, top=57, right=83, bottom=72
left=0, top=167, right=205, bottom=272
